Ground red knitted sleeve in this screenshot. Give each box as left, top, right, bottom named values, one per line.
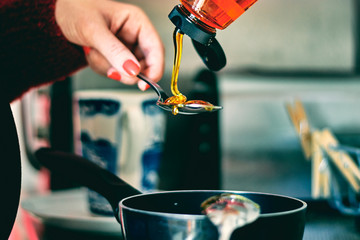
left=0, top=0, right=88, bottom=103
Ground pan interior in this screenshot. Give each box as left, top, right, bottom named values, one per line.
left=121, top=191, right=305, bottom=216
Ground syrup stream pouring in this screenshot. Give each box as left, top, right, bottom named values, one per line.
left=137, top=74, right=222, bottom=115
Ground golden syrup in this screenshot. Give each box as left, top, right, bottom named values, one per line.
left=180, top=0, right=258, bottom=30
left=164, top=29, right=187, bottom=115
left=164, top=29, right=216, bottom=115
left=164, top=0, right=258, bottom=115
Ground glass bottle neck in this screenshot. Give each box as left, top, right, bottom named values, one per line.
left=178, top=4, right=216, bottom=34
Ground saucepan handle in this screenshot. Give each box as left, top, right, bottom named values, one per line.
left=35, top=147, right=142, bottom=222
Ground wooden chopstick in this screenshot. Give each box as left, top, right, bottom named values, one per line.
left=286, top=100, right=312, bottom=159
left=317, top=129, right=360, bottom=193
left=311, top=131, right=330, bottom=198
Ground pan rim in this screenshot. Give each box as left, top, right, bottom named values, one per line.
left=119, top=190, right=307, bottom=219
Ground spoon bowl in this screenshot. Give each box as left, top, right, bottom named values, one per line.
left=137, top=74, right=222, bottom=115
left=201, top=193, right=260, bottom=240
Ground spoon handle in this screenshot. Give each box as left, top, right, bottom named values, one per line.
left=137, top=74, right=168, bottom=102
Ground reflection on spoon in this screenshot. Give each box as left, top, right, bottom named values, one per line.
left=201, top=193, right=260, bottom=240
left=164, top=96, right=220, bottom=115
left=137, top=74, right=222, bottom=115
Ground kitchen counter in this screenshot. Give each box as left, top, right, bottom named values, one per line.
left=303, top=200, right=360, bottom=240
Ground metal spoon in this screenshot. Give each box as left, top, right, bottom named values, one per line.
left=137, top=74, right=222, bottom=115
left=201, top=193, right=260, bottom=240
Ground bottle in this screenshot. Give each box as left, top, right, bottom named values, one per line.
left=169, top=0, right=258, bottom=71
left=179, top=0, right=258, bottom=30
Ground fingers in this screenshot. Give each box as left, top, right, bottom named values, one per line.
left=140, top=34, right=165, bottom=83
left=83, top=30, right=141, bottom=84
left=83, top=47, right=131, bottom=83
left=83, top=46, right=150, bottom=91
left=90, top=27, right=141, bottom=84
left=92, top=4, right=164, bottom=82
left=69, top=1, right=165, bottom=88
left=83, top=47, right=111, bottom=76
left=137, top=80, right=150, bottom=91
left=134, top=10, right=165, bottom=82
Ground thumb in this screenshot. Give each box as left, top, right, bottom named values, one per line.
left=91, top=28, right=140, bottom=84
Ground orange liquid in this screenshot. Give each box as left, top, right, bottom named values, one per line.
left=180, top=0, right=258, bottom=29
left=164, top=29, right=215, bottom=115
left=164, top=29, right=187, bottom=115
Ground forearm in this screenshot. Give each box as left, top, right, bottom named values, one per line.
left=0, top=0, right=87, bottom=102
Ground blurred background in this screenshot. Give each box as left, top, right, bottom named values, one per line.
left=13, top=0, right=360, bottom=198
left=11, top=0, right=360, bottom=239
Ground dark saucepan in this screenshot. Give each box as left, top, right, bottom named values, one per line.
left=35, top=148, right=307, bottom=240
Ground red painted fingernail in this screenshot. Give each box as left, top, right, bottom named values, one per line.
left=123, top=59, right=140, bottom=76
left=107, top=68, right=121, bottom=81
left=83, top=46, right=91, bottom=56
left=138, top=80, right=150, bottom=91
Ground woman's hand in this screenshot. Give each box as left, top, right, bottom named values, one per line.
left=55, top=0, right=164, bottom=90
